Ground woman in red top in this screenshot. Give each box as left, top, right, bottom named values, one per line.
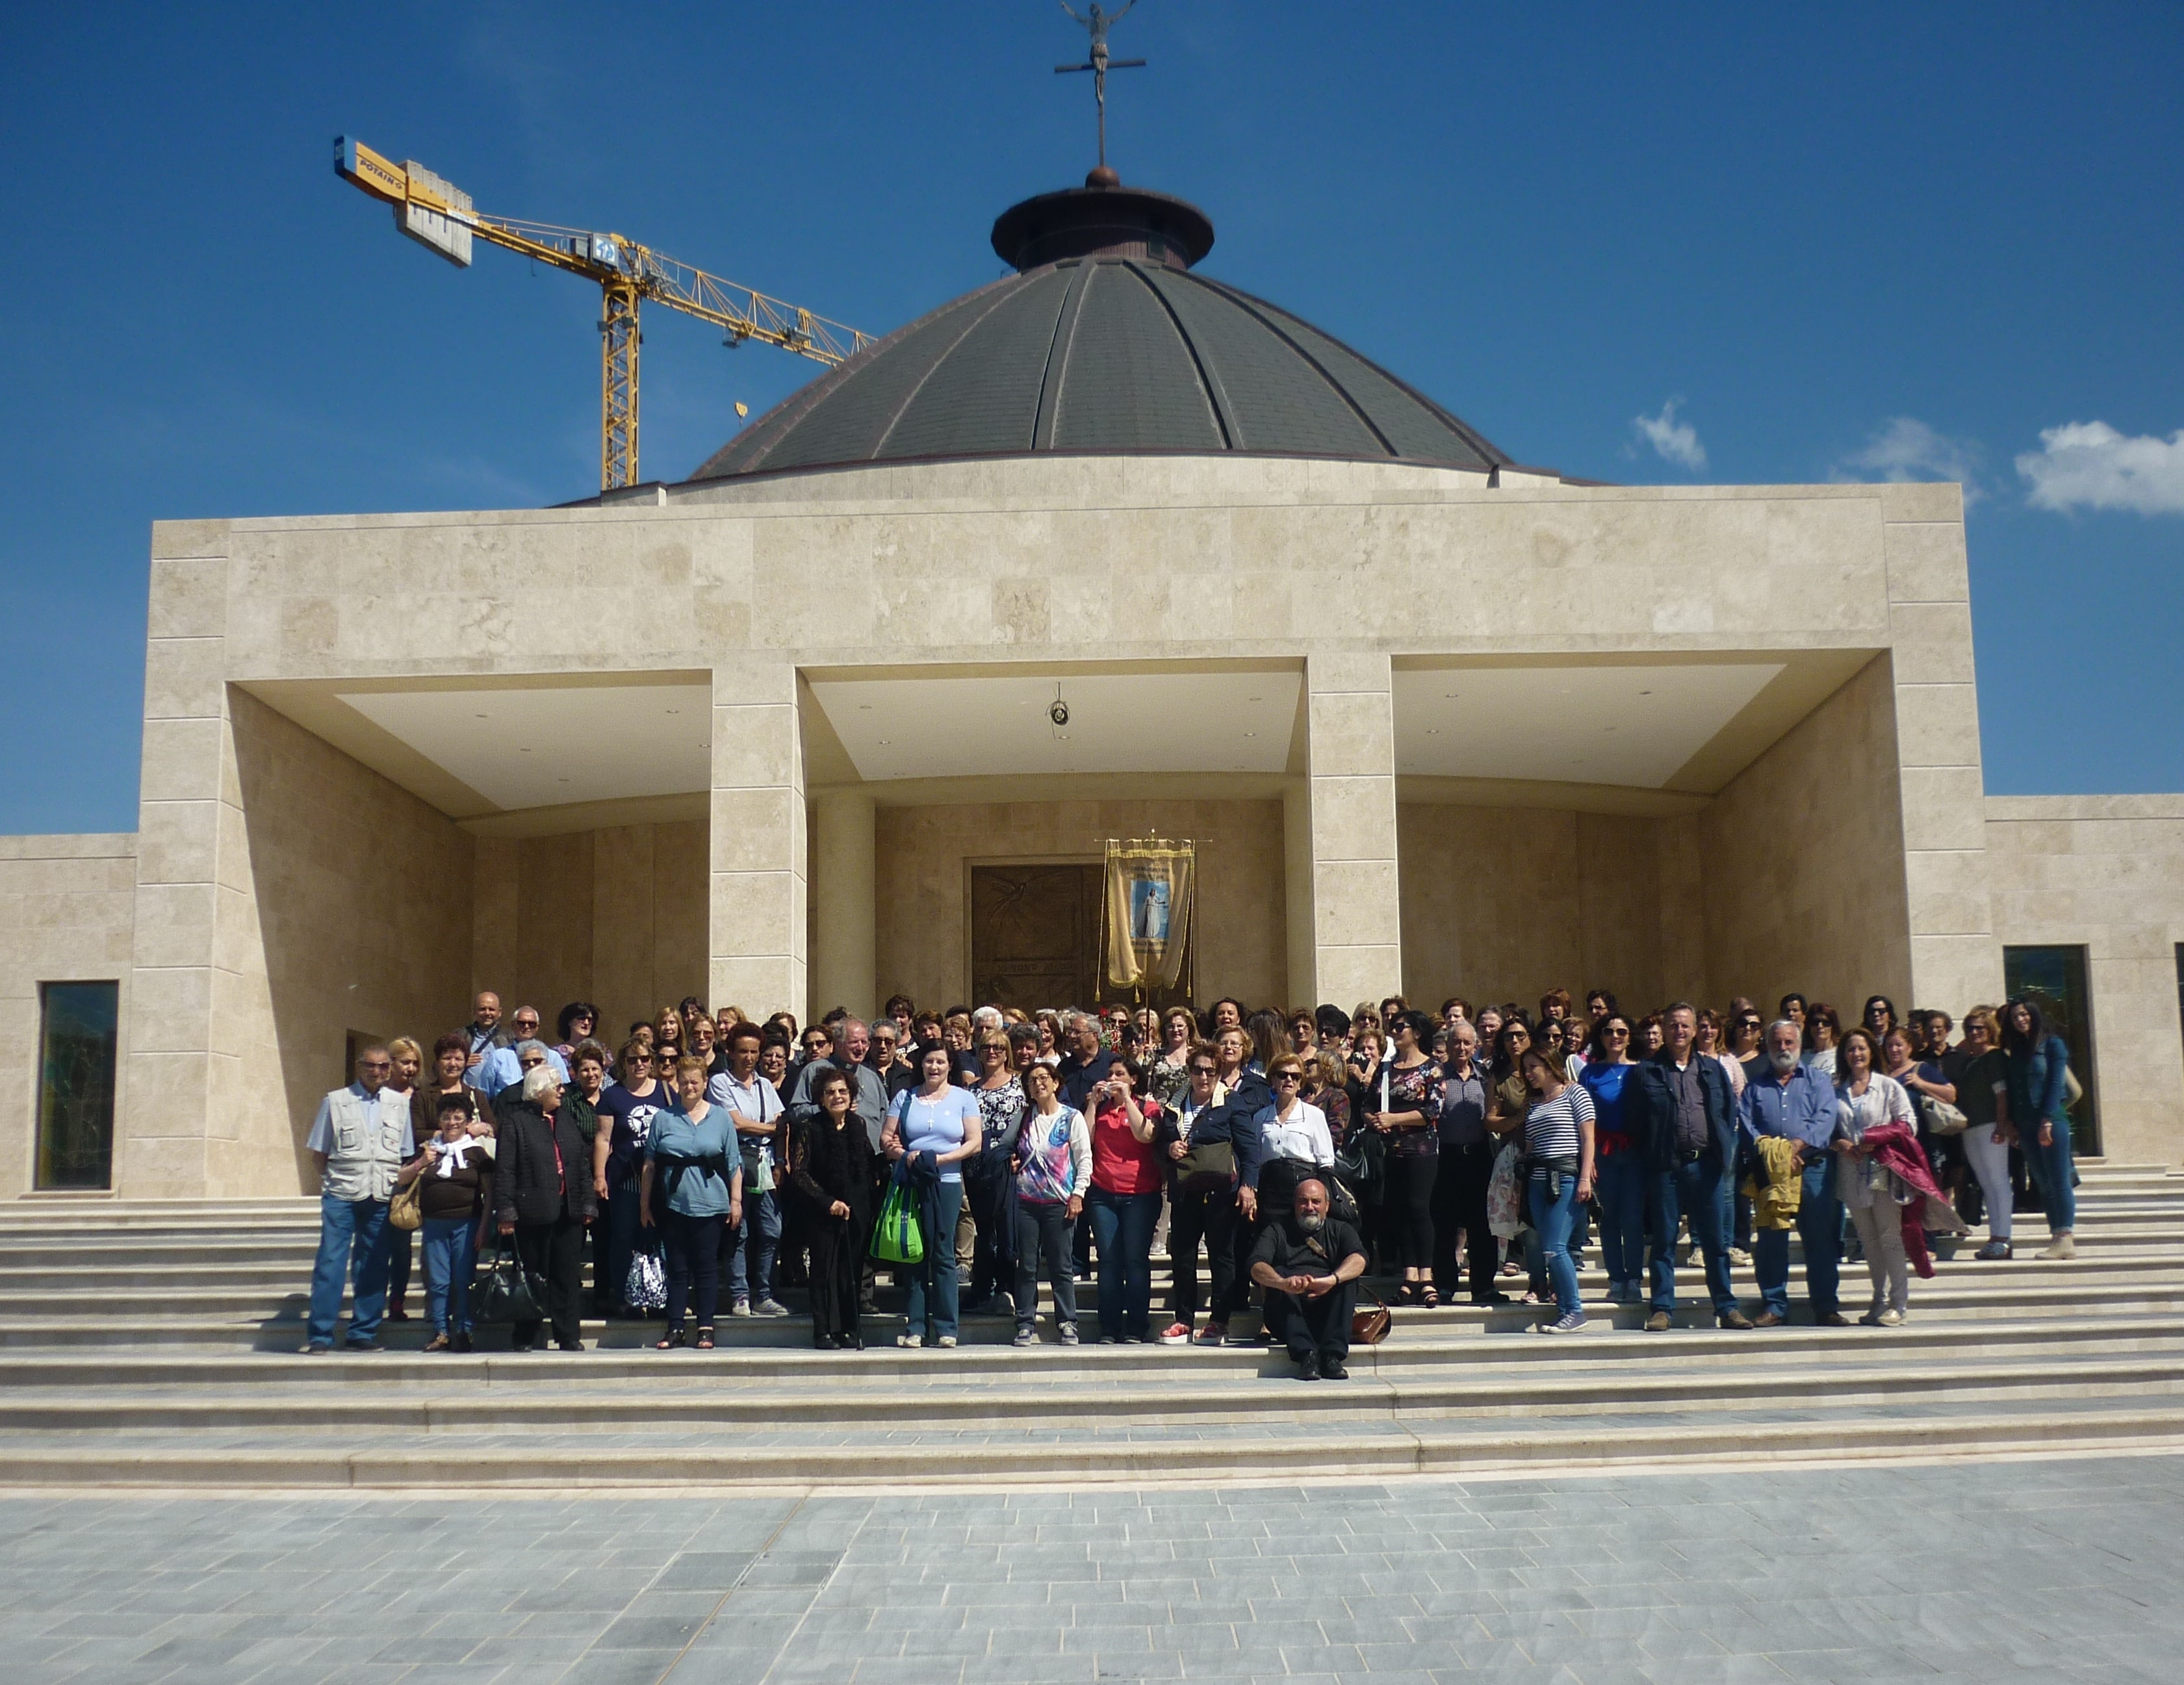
left=1085, top=1058, right=1164, bottom=1343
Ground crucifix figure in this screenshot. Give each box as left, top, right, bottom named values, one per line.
left=1057, top=1, right=1146, bottom=170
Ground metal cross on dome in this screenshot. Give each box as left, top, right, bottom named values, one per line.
left=1056, top=1, right=1146, bottom=170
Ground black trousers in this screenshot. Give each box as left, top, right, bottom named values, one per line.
left=966, top=1166, right=1014, bottom=1304
left=1433, top=1140, right=1500, bottom=1298
left=1382, top=1151, right=1438, bottom=1271
left=1263, top=1281, right=1356, bottom=1365
left=806, top=1213, right=862, bottom=1342
left=661, top=1207, right=724, bottom=1335
left=511, top=1212, right=586, bottom=1349
left=1168, top=1180, right=1235, bottom=1321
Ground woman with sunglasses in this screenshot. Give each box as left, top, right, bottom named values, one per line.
left=594, top=1038, right=673, bottom=1319
left=1364, top=1010, right=1445, bottom=1306
left=1157, top=1049, right=1233, bottom=1344
left=1083, top=1059, right=1165, bottom=1343
left=1239, top=1056, right=1337, bottom=1280
left=962, top=1032, right=1027, bottom=1316
left=1949, top=1007, right=2016, bottom=1258
left=1485, top=1020, right=1544, bottom=1294
left=1580, top=1013, right=1644, bottom=1305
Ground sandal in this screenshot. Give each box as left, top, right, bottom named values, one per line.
left=654, top=1328, right=686, bottom=1351
left=695, top=1328, right=715, bottom=1350
left=1394, top=1282, right=1418, bottom=1306
left=1419, top=1286, right=1439, bottom=1308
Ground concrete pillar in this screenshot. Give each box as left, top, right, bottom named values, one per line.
left=708, top=654, right=807, bottom=1021
left=1301, top=652, right=1403, bottom=1008
left=808, top=789, right=877, bottom=1022
left=1282, top=780, right=1317, bottom=1007
left=1881, top=482, right=2006, bottom=1010
left=120, top=520, right=237, bottom=1198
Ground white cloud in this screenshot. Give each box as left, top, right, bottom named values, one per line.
left=1832, top=417, right=1982, bottom=500
left=1632, top=398, right=1706, bottom=471
left=2016, top=420, right=2184, bottom=516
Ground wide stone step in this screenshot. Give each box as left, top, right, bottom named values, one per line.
left=5, top=1343, right=2179, bottom=1435
left=2, top=1393, right=2178, bottom=1487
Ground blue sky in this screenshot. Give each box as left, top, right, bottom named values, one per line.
left=3, top=1, right=2179, bottom=833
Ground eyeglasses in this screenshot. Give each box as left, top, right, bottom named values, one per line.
left=359, top=1060, right=391, bottom=1072
left=1188, top=1064, right=1217, bottom=1076
left=1272, top=1072, right=1302, bottom=1085
left=627, top=1053, right=653, bottom=1064
left=1604, top=1027, right=1628, bottom=1039
left=519, top=1056, right=545, bottom=1069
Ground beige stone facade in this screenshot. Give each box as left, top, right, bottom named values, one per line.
left=2, top=457, right=2178, bottom=1194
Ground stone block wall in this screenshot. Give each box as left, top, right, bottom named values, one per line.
left=1986, top=795, right=2184, bottom=1166
left=0, top=836, right=137, bottom=1195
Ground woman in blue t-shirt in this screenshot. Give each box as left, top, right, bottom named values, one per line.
left=882, top=1044, right=983, bottom=1347
left=639, top=1055, right=740, bottom=1350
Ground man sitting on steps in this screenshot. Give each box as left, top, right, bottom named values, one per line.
left=1248, top=1177, right=1367, bottom=1382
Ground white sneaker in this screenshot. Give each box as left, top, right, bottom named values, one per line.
left=895, top=1333, right=919, bottom=1348
left=1877, top=1308, right=1905, bottom=1327
left=2036, top=1235, right=2077, bottom=1260
left=936, top=1335, right=957, bottom=1348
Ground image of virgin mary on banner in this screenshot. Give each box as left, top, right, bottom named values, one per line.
left=1103, top=839, right=1194, bottom=992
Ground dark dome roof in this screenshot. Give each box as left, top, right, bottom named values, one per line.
left=691, top=178, right=1510, bottom=483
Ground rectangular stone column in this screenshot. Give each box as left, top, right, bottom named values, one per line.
left=1300, top=652, right=1403, bottom=1008
left=122, top=521, right=238, bottom=1198
left=808, top=790, right=877, bottom=1023
left=1882, top=483, right=2005, bottom=1011
left=710, top=655, right=806, bottom=1020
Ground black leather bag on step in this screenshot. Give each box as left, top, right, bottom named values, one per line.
left=474, top=1239, right=542, bottom=1324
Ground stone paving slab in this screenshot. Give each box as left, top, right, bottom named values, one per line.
left=1, top=1455, right=2181, bottom=1682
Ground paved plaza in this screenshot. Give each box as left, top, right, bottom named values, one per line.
left=1, top=1453, right=2178, bottom=1685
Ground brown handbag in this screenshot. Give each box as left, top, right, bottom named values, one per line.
left=1350, top=1295, right=1392, bottom=1346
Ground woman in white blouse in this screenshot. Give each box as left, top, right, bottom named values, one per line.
left=1833, top=1027, right=1918, bottom=1326
left=1237, top=1054, right=1335, bottom=1226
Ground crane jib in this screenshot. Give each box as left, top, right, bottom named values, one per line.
left=331, top=133, right=868, bottom=491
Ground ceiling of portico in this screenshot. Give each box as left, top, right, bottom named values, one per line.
left=803, top=663, right=1305, bottom=784
left=1391, top=650, right=1876, bottom=800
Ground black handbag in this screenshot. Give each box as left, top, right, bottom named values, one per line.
left=474, top=1238, right=542, bottom=1324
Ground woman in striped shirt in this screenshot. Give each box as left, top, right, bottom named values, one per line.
left=1521, top=1046, right=1596, bottom=1334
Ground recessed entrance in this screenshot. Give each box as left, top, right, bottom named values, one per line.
left=969, top=864, right=1101, bottom=1010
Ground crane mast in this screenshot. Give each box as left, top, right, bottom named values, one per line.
left=335, top=137, right=870, bottom=490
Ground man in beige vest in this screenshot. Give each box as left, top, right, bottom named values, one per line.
left=301, top=1044, right=414, bottom=1353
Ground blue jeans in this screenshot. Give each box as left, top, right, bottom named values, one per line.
left=420, top=1215, right=479, bottom=1334
left=904, top=1180, right=965, bottom=1340
left=1753, top=1156, right=1842, bottom=1317
left=1528, top=1171, right=1582, bottom=1317
left=1086, top=1185, right=1161, bottom=1339
left=307, top=1194, right=392, bottom=1346
left=2023, top=1113, right=2077, bottom=1232
left=725, top=1187, right=781, bottom=1304
left=1595, top=1150, right=1647, bottom=1290
left=1648, top=1156, right=1736, bottom=1315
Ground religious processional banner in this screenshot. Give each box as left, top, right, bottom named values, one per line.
left=1103, top=839, right=1194, bottom=991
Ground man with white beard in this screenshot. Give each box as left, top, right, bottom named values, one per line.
left=1740, top=1018, right=1848, bottom=1327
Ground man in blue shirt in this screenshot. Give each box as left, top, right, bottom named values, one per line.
left=476, top=1010, right=570, bottom=1097
left=1741, top=1018, right=1847, bottom=1326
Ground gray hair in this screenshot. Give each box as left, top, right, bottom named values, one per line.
left=1764, top=1018, right=1801, bottom=1043
left=836, top=1016, right=868, bottom=1042
left=521, top=1062, right=561, bottom=1103
left=1066, top=1010, right=1099, bottom=1036
left=971, top=1005, right=1004, bottom=1031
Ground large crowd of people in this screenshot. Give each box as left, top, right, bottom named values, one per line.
left=301, top=983, right=2083, bottom=1379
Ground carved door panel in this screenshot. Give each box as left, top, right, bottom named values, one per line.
left=970, top=864, right=1101, bottom=1010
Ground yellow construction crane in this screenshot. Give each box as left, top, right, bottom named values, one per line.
left=335, top=137, right=871, bottom=491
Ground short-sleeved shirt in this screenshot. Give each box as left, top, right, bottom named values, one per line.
left=645, top=1107, right=734, bottom=1217
left=888, top=1085, right=983, bottom=1184
left=598, top=1080, right=673, bottom=1196
left=1524, top=1084, right=1597, bottom=1163
left=1090, top=1095, right=1165, bottom=1196
left=1250, top=1211, right=1367, bottom=1282
left=1579, top=1061, right=1634, bottom=1146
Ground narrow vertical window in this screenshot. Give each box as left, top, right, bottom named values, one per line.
left=36, top=981, right=119, bottom=1190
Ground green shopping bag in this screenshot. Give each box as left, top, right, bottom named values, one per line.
left=869, top=1181, right=925, bottom=1265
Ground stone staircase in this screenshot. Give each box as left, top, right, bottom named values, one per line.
left=0, top=1159, right=2177, bottom=1488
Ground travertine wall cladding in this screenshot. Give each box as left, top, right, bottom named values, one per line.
left=1698, top=656, right=1914, bottom=1018
left=1986, top=796, right=2184, bottom=1167
left=873, top=799, right=1286, bottom=1012
left=0, top=837, right=136, bottom=1196
left=1398, top=806, right=1684, bottom=1014
left=225, top=690, right=472, bottom=1196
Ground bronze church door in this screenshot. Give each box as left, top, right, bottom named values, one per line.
left=970, top=864, right=1101, bottom=1010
